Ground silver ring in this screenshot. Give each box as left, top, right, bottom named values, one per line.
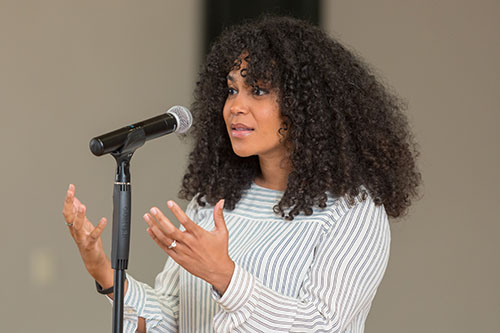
left=65, top=222, right=74, bottom=227
left=167, top=240, right=177, bottom=249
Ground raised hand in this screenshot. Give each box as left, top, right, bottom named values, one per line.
left=62, top=184, right=114, bottom=289
left=144, top=199, right=235, bottom=295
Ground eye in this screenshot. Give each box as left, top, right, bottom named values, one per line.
left=227, top=87, right=237, bottom=95
left=252, top=86, right=268, bottom=96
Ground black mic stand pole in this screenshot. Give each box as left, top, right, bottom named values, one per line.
left=109, top=129, right=146, bottom=333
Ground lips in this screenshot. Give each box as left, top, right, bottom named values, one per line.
left=231, top=123, right=254, bottom=131
left=230, top=123, right=254, bottom=138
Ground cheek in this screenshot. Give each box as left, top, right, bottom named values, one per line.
left=260, top=110, right=283, bottom=137
left=222, top=104, right=230, bottom=128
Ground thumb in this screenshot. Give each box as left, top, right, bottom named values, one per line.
left=213, top=199, right=226, bottom=232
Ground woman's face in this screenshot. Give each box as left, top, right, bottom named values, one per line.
left=223, top=62, right=287, bottom=160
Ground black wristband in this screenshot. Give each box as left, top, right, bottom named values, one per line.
left=95, top=274, right=126, bottom=295
left=95, top=280, right=114, bottom=294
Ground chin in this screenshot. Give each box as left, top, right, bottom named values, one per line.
left=230, top=144, right=255, bottom=158
left=232, top=149, right=254, bottom=158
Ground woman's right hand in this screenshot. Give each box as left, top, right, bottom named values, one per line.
left=62, top=184, right=114, bottom=289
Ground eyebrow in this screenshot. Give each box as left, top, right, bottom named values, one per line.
left=226, top=74, right=234, bottom=82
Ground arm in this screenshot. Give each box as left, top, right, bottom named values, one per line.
left=120, top=197, right=207, bottom=332
left=62, top=184, right=181, bottom=333
left=117, top=197, right=211, bottom=333
left=62, top=184, right=114, bottom=292
left=116, top=259, right=180, bottom=332
left=212, top=196, right=391, bottom=332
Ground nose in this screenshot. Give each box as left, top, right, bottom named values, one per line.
left=229, top=94, right=249, bottom=115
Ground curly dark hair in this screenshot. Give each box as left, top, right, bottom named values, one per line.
left=179, top=15, right=421, bottom=220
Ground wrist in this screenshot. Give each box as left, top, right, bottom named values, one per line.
left=211, top=260, right=235, bottom=296
left=88, top=258, right=114, bottom=289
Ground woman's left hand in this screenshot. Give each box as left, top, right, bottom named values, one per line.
left=144, top=199, right=235, bottom=295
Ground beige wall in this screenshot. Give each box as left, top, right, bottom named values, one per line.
left=0, top=0, right=498, bottom=332
left=0, top=0, right=202, bottom=331
left=322, top=0, right=500, bottom=331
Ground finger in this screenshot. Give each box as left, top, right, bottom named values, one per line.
left=213, top=199, right=227, bottom=233
left=167, top=200, right=200, bottom=234
left=66, top=184, right=75, bottom=200
left=62, top=184, right=76, bottom=221
left=73, top=197, right=83, bottom=213
left=143, top=213, right=159, bottom=231
left=66, top=184, right=75, bottom=204
left=147, top=227, right=178, bottom=257
left=149, top=207, right=185, bottom=240
left=88, top=217, right=107, bottom=243
left=73, top=204, right=86, bottom=232
left=146, top=223, right=178, bottom=253
left=144, top=213, right=178, bottom=247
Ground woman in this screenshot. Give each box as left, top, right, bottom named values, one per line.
left=63, top=16, right=420, bottom=332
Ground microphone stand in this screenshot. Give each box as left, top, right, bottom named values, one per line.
left=109, top=128, right=146, bottom=333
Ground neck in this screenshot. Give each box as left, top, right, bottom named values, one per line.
left=255, top=154, right=292, bottom=191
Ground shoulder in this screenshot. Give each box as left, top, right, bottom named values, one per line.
left=184, top=194, right=204, bottom=221
left=185, top=194, right=217, bottom=225
left=187, top=186, right=388, bottom=230
left=288, top=186, right=388, bottom=234
left=322, top=187, right=390, bottom=237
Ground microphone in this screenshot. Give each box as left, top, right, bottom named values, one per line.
left=89, top=105, right=192, bottom=156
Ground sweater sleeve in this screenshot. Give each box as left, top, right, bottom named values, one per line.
left=211, top=195, right=391, bottom=332
left=119, top=259, right=180, bottom=332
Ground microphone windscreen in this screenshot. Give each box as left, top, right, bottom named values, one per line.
left=167, top=105, right=192, bottom=133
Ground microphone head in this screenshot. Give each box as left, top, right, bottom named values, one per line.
left=167, top=105, right=192, bottom=134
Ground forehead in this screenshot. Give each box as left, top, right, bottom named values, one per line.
left=226, top=58, right=274, bottom=87
left=226, top=69, right=248, bottom=81
left=225, top=50, right=280, bottom=89
left=228, top=56, right=248, bottom=73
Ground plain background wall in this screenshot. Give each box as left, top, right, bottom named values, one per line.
left=0, top=1, right=202, bottom=331
left=0, top=0, right=498, bottom=332
left=322, top=1, right=500, bottom=331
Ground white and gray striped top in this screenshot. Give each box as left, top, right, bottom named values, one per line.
left=119, top=182, right=391, bottom=332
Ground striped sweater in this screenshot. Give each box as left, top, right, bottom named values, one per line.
left=119, top=182, right=391, bottom=332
